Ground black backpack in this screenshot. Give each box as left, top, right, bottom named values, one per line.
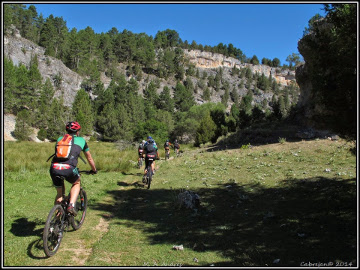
left=146, top=143, right=156, bottom=153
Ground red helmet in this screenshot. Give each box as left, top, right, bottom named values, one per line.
left=66, top=121, right=81, bottom=132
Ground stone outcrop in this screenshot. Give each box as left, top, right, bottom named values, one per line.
left=295, top=18, right=334, bottom=128
left=4, top=29, right=298, bottom=141
left=4, top=33, right=83, bottom=107
left=183, top=49, right=295, bottom=86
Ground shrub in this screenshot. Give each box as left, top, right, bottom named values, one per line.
left=37, top=128, right=47, bottom=141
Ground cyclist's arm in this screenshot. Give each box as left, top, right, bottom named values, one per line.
left=84, top=150, right=97, bottom=172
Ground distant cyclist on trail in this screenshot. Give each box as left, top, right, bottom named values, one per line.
left=144, top=136, right=158, bottom=171
left=138, top=140, right=146, bottom=166
left=173, top=139, right=180, bottom=156
left=49, top=121, right=97, bottom=216
left=164, top=139, right=172, bottom=158
left=142, top=137, right=159, bottom=181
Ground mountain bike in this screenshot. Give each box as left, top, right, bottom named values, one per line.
left=143, top=154, right=156, bottom=189
left=165, top=148, right=170, bottom=160
left=43, top=170, right=93, bottom=257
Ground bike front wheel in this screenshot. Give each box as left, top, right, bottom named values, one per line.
left=43, top=204, right=65, bottom=257
left=71, top=188, right=88, bottom=230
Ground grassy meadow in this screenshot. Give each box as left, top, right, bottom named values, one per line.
left=3, top=138, right=357, bottom=267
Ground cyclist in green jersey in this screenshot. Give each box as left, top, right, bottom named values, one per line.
left=49, top=121, right=97, bottom=216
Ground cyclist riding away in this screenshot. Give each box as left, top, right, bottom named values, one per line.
left=164, top=139, right=172, bottom=158
left=143, top=138, right=159, bottom=181
left=174, top=139, right=180, bottom=156
left=49, top=121, right=97, bottom=216
left=144, top=136, right=158, bottom=172
left=138, top=140, right=146, bottom=166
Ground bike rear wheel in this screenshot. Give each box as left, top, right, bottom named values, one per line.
left=43, top=204, right=65, bottom=257
left=71, top=188, right=87, bottom=230
left=147, top=165, right=152, bottom=189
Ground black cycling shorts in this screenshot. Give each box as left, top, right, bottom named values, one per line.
left=50, top=163, right=80, bottom=187
left=145, top=158, right=154, bottom=169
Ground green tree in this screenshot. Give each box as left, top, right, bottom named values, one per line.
left=158, top=86, right=174, bottom=112
left=39, top=15, right=68, bottom=59
left=195, top=113, right=217, bottom=146
left=173, top=82, right=195, bottom=112
left=13, top=109, right=32, bottom=141
left=202, top=87, right=211, bottom=101
left=230, top=86, right=239, bottom=104
left=47, top=98, right=67, bottom=141
left=286, top=53, right=301, bottom=69
left=221, top=86, right=230, bottom=107
left=303, top=13, right=324, bottom=35
left=4, top=57, right=17, bottom=113
left=72, top=89, right=94, bottom=135
left=97, top=102, right=122, bottom=141
left=250, top=55, right=259, bottom=65
left=35, top=78, right=54, bottom=127
left=272, top=57, right=281, bottom=67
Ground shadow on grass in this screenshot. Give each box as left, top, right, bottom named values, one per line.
left=92, top=176, right=357, bottom=267
left=27, top=239, right=48, bottom=260
left=11, top=218, right=43, bottom=237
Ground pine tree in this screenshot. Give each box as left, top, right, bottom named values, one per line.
left=47, top=98, right=67, bottom=141
left=72, top=88, right=94, bottom=135
left=13, top=109, right=32, bottom=141
left=4, top=57, right=17, bottom=113
left=97, top=103, right=121, bottom=141
left=158, top=86, right=174, bottom=112
left=202, top=87, right=211, bottom=101
left=35, top=78, right=54, bottom=127
left=195, top=112, right=217, bottom=146
left=230, top=86, right=239, bottom=105
left=173, top=82, right=195, bottom=112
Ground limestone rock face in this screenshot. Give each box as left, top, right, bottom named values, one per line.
left=183, top=49, right=295, bottom=86
left=4, top=35, right=83, bottom=107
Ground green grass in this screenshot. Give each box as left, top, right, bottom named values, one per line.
left=3, top=139, right=357, bottom=266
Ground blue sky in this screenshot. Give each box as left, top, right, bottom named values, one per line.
left=27, top=3, right=326, bottom=66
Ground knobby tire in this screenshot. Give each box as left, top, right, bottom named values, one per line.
left=147, top=165, right=152, bottom=189
left=43, top=204, right=65, bottom=257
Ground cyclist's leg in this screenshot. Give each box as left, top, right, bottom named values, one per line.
left=69, top=178, right=81, bottom=205
left=66, top=167, right=81, bottom=205
left=151, top=161, right=155, bottom=174
left=144, top=158, right=149, bottom=175
left=54, top=187, right=63, bottom=205
left=50, top=168, right=65, bottom=205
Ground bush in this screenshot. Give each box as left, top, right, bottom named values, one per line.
left=37, top=128, right=47, bottom=141
left=195, top=113, right=217, bottom=146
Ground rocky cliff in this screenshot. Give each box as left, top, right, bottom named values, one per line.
left=184, top=49, right=295, bottom=86
left=4, top=30, right=296, bottom=107
left=4, top=30, right=297, bottom=141
left=295, top=18, right=334, bottom=128
left=4, top=29, right=83, bottom=107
